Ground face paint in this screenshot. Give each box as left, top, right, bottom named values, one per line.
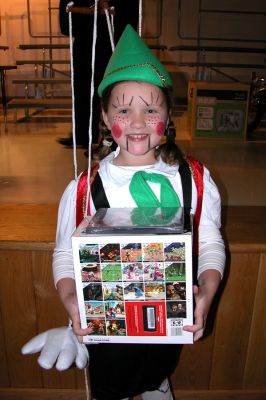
left=105, top=82, right=169, bottom=163
left=156, top=121, right=166, bottom=136
left=126, top=134, right=151, bottom=153
left=146, top=114, right=160, bottom=126
left=112, top=123, right=122, bottom=139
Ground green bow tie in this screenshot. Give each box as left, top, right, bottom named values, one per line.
left=129, top=171, right=180, bottom=225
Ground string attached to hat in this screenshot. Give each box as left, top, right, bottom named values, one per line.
left=138, top=0, right=142, bottom=37
left=85, top=0, right=116, bottom=217
left=85, top=0, right=99, bottom=217
left=67, top=1, right=78, bottom=180
left=67, top=0, right=114, bottom=183
left=104, top=7, right=115, bottom=51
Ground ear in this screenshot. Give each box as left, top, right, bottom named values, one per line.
left=102, top=110, right=111, bottom=130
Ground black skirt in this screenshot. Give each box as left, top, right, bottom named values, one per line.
left=88, top=343, right=182, bottom=400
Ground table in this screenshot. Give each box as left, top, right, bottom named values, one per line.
left=0, top=65, right=17, bottom=132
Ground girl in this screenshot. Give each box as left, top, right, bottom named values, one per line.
left=53, top=25, right=225, bottom=400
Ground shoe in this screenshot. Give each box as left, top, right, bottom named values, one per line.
left=57, top=137, right=87, bottom=149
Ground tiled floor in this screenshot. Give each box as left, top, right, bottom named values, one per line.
left=1, top=107, right=266, bottom=206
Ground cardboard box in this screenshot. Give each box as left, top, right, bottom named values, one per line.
left=188, top=81, right=249, bottom=139
left=72, top=208, right=194, bottom=344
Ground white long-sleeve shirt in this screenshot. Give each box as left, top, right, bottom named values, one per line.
left=53, top=148, right=225, bottom=285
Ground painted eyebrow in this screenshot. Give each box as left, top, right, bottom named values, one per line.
left=139, top=96, right=149, bottom=106
left=111, top=96, right=121, bottom=108
left=155, top=92, right=164, bottom=106
left=156, top=93, right=161, bottom=104
left=112, top=94, right=134, bottom=108
left=139, top=92, right=164, bottom=106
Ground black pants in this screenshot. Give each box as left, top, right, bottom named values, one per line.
left=88, top=343, right=182, bottom=400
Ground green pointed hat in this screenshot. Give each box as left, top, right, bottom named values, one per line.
left=98, top=24, right=172, bottom=96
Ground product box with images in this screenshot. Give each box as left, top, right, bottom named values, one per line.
left=72, top=207, right=194, bottom=344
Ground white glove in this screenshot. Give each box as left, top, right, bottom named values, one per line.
left=21, top=326, right=89, bottom=371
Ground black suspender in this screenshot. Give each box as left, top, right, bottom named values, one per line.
left=178, top=159, right=192, bottom=231
left=179, top=159, right=199, bottom=284
left=91, top=172, right=110, bottom=210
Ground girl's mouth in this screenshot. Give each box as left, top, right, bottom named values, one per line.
left=126, top=134, right=151, bottom=152
left=127, top=134, right=150, bottom=142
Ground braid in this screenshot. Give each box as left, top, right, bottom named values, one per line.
left=154, top=88, right=185, bottom=166
left=92, top=83, right=119, bottom=162
left=92, top=115, right=117, bottom=162
left=155, top=120, right=185, bottom=166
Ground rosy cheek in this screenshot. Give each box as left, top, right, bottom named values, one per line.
left=156, top=121, right=166, bottom=136
left=112, top=123, right=122, bottom=139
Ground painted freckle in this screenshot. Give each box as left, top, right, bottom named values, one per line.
left=147, top=114, right=160, bottom=126
left=147, top=118, right=156, bottom=125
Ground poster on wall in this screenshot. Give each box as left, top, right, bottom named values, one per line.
left=188, top=81, right=249, bottom=139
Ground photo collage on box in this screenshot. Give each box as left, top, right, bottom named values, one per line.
left=79, top=240, right=187, bottom=337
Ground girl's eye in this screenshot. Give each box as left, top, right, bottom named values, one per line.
left=147, top=109, right=156, bottom=114
left=119, top=109, right=128, bottom=115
